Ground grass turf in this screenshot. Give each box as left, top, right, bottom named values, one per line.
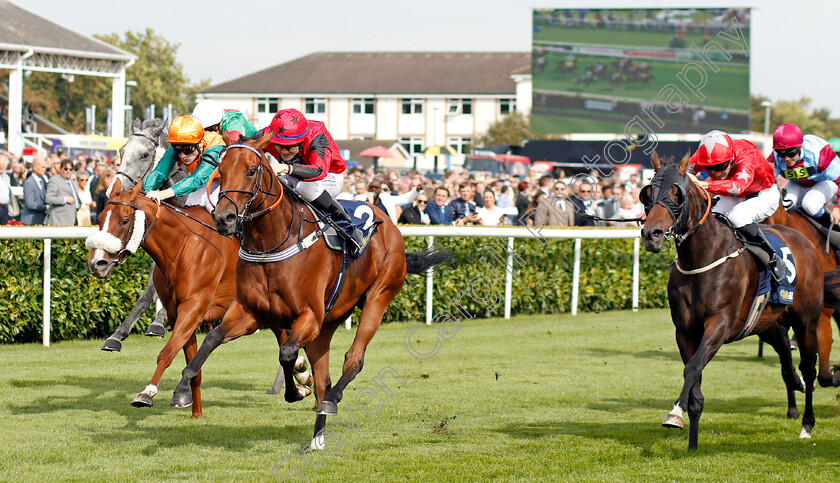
left=1, top=310, right=839, bottom=481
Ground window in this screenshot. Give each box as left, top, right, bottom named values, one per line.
left=448, top=98, right=473, bottom=115
left=401, top=98, right=423, bottom=115
left=352, top=98, right=375, bottom=114
left=500, top=98, right=516, bottom=115
left=400, top=136, right=424, bottom=156
left=447, top=137, right=472, bottom=155
left=256, top=97, right=279, bottom=114
left=304, top=98, right=327, bottom=115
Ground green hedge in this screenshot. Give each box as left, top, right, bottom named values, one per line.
left=0, top=234, right=674, bottom=343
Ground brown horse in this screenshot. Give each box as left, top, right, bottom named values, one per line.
left=169, top=132, right=450, bottom=449
left=86, top=182, right=303, bottom=417
left=765, top=205, right=840, bottom=388
left=640, top=152, right=838, bottom=450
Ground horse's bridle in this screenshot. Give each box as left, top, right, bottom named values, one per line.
left=117, top=131, right=160, bottom=186
left=640, top=164, right=711, bottom=245
left=216, top=143, right=284, bottom=224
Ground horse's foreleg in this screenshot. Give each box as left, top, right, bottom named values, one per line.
left=758, top=324, right=802, bottom=419
left=171, top=302, right=258, bottom=409
left=791, top=322, right=819, bottom=439
left=101, top=263, right=159, bottom=351
left=183, top=332, right=202, bottom=418
left=131, top=302, right=203, bottom=409
left=687, top=376, right=704, bottom=451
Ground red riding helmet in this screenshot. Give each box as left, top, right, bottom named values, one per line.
left=694, top=130, right=735, bottom=167
left=772, top=123, right=804, bottom=150
left=267, top=109, right=309, bottom=145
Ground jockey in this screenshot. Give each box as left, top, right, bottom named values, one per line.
left=191, top=99, right=257, bottom=141
left=828, top=137, right=840, bottom=156
left=143, top=115, right=224, bottom=211
left=264, top=108, right=364, bottom=251
left=689, top=130, right=786, bottom=283
left=769, top=123, right=840, bottom=226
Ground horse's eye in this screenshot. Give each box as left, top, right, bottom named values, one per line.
left=121, top=218, right=130, bottom=226
left=141, top=152, right=149, bottom=158
left=671, top=186, right=685, bottom=206
left=247, top=167, right=257, bottom=177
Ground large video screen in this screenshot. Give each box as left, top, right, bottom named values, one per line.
left=532, top=8, right=751, bottom=135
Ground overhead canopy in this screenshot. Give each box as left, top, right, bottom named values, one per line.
left=0, top=1, right=136, bottom=154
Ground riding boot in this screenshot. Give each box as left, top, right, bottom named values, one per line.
left=738, top=223, right=786, bottom=284
left=312, top=192, right=364, bottom=254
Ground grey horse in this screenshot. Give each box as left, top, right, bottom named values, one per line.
left=101, top=118, right=186, bottom=351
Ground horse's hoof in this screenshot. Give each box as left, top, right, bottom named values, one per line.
left=145, top=324, right=166, bottom=338
left=101, top=339, right=122, bottom=352
left=799, top=426, right=813, bottom=439
left=316, top=400, right=337, bottom=415
left=170, top=391, right=193, bottom=408
left=297, top=385, right=312, bottom=399
left=662, top=414, right=684, bottom=429
left=131, top=393, right=154, bottom=408
left=294, top=370, right=313, bottom=387
left=294, top=356, right=308, bottom=373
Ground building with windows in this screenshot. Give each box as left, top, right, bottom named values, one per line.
left=200, top=52, right=531, bottom=169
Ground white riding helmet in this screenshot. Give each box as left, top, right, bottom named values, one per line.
left=191, top=99, right=224, bottom=129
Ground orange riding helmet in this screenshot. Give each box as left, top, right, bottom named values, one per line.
left=168, top=115, right=204, bottom=145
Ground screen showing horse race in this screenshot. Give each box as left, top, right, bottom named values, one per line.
left=532, top=8, right=751, bottom=135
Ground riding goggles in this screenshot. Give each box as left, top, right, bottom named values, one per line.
left=173, top=143, right=199, bottom=154
left=704, top=160, right=732, bottom=172
left=775, top=148, right=800, bottom=159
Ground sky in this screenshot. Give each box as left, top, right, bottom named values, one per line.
left=11, top=0, right=840, bottom=115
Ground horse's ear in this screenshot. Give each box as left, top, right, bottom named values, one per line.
left=677, top=150, right=691, bottom=175
left=108, top=177, right=122, bottom=197
left=651, top=151, right=662, bottom=170
left=131, top=179, right=143, bottom=196
left=132, top=118, right=142, bottom=134
left=153, top=118, right=167, bottom=139
left=256, top=130, right=274, bottom=149
left=222, top=132, right=232, bottom=146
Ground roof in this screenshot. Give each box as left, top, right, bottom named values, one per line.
left=0, top=1, right=133, bottom=61
left=204, top=52, right=531, bottom=95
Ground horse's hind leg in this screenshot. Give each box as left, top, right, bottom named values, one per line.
left=171, top=302, right=259, bottom=409
left=758, top=324, right=803, bottom=419
left=306, top=322, right=342, bottom=450
left=791, top=320, right=819, bottom=439
left=182, top=331, right=203, bottom=418
left=815, top=310, right=840, bottom=387
left=101, top=262, right=159, bottom=351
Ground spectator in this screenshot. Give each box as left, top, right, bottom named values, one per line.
left=475, top=189, right=507, bottom=226
left=368, top=176, right=421, bottom=224
left=21, top=156, right=48, bottom=225
left=398, top=193, right=431, bottom=225
left=496, top=184, right=512, bottom=208
left=450, top=183, right=479, bottom=225
left=92, top=167, right=117, bottom=223
left=353, top=181, right=368, bottom=202
left=515, top=181, right=532, bottom=226
left=75, top=170, right=94, bottom=226
left=473, top=181, right=486, bottom=206
left=0, top=165, right=10, bottom=225
left=570, top=180, right=597, bottom=227
left=533, top=180, right=576, bottom=227
left=45, top=159, right=80, bottom=226
left=613, top=193, right=644, bottom=228
left=426, top=186, right=455, bottom=225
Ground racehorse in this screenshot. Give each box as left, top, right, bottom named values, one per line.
left=86, top=181, right=307, bottom=416
left=168, top=131, right=451, bottom=449
left=101, top=118, right=186, bottom=350
left=765, top=205, right=840, bottom=387
left=639, top=152, right=838, bottom=450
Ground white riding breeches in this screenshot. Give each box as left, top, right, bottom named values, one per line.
left=185, top=179, right=220, bottom=213
left=294, top=172, right=344, bottom=202
left=712, top=184, right=780, bottom=228
left=782, top=180, right=838, bottom=216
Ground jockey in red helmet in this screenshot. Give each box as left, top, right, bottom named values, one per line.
left=264, top=109, right=363, bottom=251
left=768, top=123, right=840, bottom=226
left=689, top=130, right=785, bottom=283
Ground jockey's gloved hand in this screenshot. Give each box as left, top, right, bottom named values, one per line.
left=147, top=188, right=174, bottom=202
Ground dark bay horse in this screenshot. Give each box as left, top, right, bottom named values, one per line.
left=765, top=205, right=840, bottom=388
left=169, top=132, right=450, bottom=449
left=86, top=182, right=304, bottom=417
left=640, top=152, right=838, bottom=450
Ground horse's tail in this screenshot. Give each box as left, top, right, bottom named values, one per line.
left=823, top=268, right=840, bottom=310
left=405, top=246, right=453, bottom=275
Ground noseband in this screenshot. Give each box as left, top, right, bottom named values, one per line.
left=99, top=199, right=160, bottom=265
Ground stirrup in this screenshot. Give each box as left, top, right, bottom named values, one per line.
left=769, top=256, right=786, bottom=284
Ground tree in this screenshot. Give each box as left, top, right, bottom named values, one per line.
left=750, top=95, right=840, bottom=138
left=1, top=29, right=209, bottom=134
left=475, top=112, right=535, bottom=147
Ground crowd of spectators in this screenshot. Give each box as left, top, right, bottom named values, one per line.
left=336, top=165, right=647, bottom=228
left=0, top=145, right=647, bottom=228
left=0, top=147, right=114, bottom=226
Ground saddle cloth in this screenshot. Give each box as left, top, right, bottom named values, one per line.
left=752, top=231, right=796, bottom=305
left=319, top=200, right=381, bottom=258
